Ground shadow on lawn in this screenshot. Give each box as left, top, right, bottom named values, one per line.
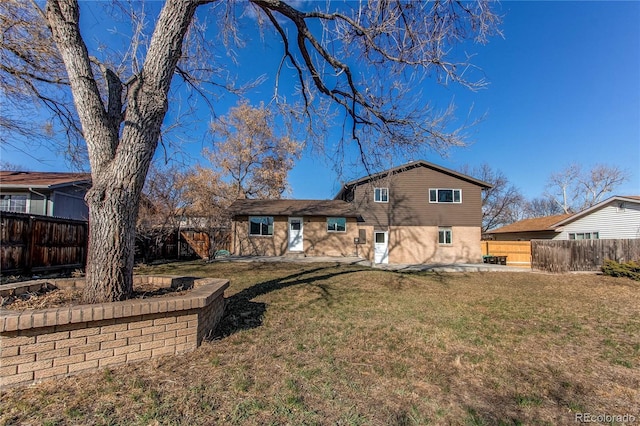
left=213, top=264, right=363, bottom=338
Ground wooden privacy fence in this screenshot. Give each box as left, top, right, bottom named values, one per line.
left=531, top=239, right=640, bottom=273
left=135, top=228, right=231, bottom=262
left=1, top=212, right=88, bottom=275
left=481, top=241, right=532, bottom=268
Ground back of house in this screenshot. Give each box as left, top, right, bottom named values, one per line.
left=230, top=160, right=490, bottom=265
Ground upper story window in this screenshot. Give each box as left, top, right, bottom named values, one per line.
left=374, top=188, right=389, bottom=203
left=327, top=217, right=347, bottom=232
left=429, top=188, right=462, bottom=203
left=0, top=194, right=28, bottom=213
left=249, top=216, right=274, bottom=236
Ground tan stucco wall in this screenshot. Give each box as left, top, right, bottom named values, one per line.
left=232, top=216, right=360, bottom=257
left=388, top=226, right=482, bottom=264
left=232, top=218, right=481, bottom=264
left=232, top=216, right=288, bottom=256
left=303, top=217, right=359, bottom=257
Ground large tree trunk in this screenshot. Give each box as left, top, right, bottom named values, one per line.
left=84, top=179, right=140, bottom=302
left=46, top=0, right=199, bottom=303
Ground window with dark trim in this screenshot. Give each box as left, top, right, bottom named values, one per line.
left=374, top=187, right=389, bottom=203
left=327, top=217, right=347, bottom=232
left=429, top=189, right=462, bottom=203
left=249, top=216, right=274, bottom=236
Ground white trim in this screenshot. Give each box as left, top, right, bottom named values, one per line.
left=288, top=217, right=304, bottom=251
left=327, top=217, right=347, bottom=233
left=429, top=188, right=462, bottom=204
left=374, top=187, right=389, bottom=203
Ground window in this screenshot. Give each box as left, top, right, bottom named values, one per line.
left=374, top=187, right=389, bottom=203
left=438, top=227, right=452, bottom=245
left=568, top=232, right=599, bottom=240
left=327, top=217, right=347, bottom=232
left=249, top=216, right=273, bottom=236
left=0, top=194, right=28, bottom=213
left=429, top=189, right=461, bottom=203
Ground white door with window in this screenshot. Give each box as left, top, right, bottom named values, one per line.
left=374, top=231, right=389, bottom=264
left=288, top=217, right=304, bottom=252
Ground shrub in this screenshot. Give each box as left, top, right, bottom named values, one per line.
left=601, top=259, right=640, bottom=281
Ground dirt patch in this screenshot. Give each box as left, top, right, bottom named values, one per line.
left=1, top=281, right=191, bottom=311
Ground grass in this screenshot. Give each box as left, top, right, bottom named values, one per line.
left=1, top=260, right=639, bottom=425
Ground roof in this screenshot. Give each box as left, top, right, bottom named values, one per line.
left=486, top=213, right=573, bottom=234
left=334, top=160, right=492, bottom=200
left=229, top=199, right=359, bottom=218
left=0, top=171, right=92, bottom=189
left=487, top=195, right=640, bottom=234
left=551, top=195, right=640, bottom=227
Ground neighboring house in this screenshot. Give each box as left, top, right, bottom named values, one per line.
left=484, top=214, right=573, bottom=241
left=0, top=171, right=91, bottom=220
left=486, top=195, right=640, bottom=241
left=229, top=160, right=491, bottom=264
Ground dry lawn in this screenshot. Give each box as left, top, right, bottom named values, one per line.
left=1, top=261, right=638, bottom=425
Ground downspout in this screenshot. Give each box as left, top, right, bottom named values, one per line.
left=29, top=188, right=48, bottom=216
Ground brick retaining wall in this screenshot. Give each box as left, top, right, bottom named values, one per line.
left=0, top=276, right=228, bottom=389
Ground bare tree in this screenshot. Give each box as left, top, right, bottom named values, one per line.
left=35, top=0, right=500, bottom=302
left=578, top=164, right=630, bottom=208
left=0, top=0, right=86, bottom=165
left=523, top=196, right=564, bottom=218
left=178, top=101, right=301, bottom=241
left=136, top=163, right=186, bottom=263
left=208, top=101, right=301, bottom=200
left=460, top=164, right=525, bottom=232
left=545, top=163, right=629, bottom=213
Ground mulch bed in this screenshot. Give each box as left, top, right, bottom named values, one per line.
left=1, top=282, right=191, bottom=311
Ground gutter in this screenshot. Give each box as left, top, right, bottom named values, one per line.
left=28, top=187, right=48, bottom=216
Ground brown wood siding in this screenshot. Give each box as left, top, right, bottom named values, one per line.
left=350, top=166, right=483, bottom=227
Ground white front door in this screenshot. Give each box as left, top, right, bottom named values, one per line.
left=374, top=231, right=389, bottom=264
left=288, top=217, right=304, bottom=252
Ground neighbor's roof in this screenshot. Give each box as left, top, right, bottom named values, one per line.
left=0, top=171, right=92, bottom=189
left=486, top=213, right=573, bottom=234
left=334, top=160, right=492, bottom=200
left=229, top=199, right=359, bottom=218
left=551, top=195, right=640, bottom=227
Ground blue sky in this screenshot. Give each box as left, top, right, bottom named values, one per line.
left=2, top=1, right=639, bottom=201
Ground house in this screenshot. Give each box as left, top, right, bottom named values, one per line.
left=229, top=160, right=491, bottom=264
left=0, top=171, right=91, bottom=220
left=483, top=214, right=573, bottom=241
left=486, top=195, right=640, bottom=241
left=230, top=199, right=361, bottom=259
